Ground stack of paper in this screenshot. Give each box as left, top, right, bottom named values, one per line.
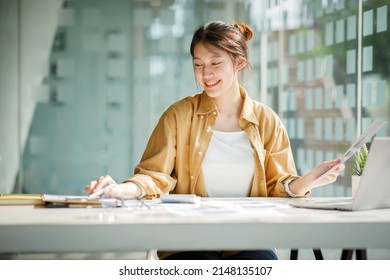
left=0, top=194, right=44, bottom=205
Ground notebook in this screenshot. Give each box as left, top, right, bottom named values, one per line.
left=290, top=137, right=390, bottom=211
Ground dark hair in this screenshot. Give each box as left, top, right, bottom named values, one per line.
left=190, top=21, right=253, bottom=70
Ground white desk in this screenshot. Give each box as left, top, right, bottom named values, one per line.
left=1, top=197, right=390, bottom=254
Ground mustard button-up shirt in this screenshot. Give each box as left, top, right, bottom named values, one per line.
left=125, top=86, right=300, bottom=198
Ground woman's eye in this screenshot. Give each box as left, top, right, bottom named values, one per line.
left=212, top=62, right=222, bottom=66
left=194, top=64, right=203, bottom=68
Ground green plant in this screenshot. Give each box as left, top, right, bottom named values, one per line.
left=353, top=144, right=369, bottom=176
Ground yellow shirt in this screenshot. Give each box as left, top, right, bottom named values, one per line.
left=125, top=86, right=305, bottom=259
left=125, top=86, right=301, bottom=199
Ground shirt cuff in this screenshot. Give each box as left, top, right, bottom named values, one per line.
left=283, top=178, right=302, bottom=198
left=137, top=185, right=146, bottom=199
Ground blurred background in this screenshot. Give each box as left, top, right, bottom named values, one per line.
left=0, top=0, right=389, bottom=197
left=1, top=0, right=390, bottom=260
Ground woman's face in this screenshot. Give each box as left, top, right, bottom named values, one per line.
left=193, top=43, right=240, bottom=98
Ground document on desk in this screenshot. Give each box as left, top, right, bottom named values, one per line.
left=312, top=119, right=386, bottom=186
left=161, top=198, right=290, bottom=218
left=42, top=194, right=102, bottom=207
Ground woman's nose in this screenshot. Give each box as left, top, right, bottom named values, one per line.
left=202, top=66, right=213, bottom=78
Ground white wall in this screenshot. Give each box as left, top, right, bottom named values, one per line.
left=0, top=0, right=63, bottom=193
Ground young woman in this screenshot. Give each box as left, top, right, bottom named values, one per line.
left=84, top=21, right=344, bottom=260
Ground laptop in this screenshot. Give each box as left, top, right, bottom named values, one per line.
left=290, top=137, right=390, bottom=211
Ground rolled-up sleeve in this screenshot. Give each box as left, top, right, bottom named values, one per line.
left=124, top=111, right=178, bottom=198
left=263, top=118, right=308, bottom=198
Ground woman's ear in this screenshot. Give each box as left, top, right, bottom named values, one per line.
left=235, top=59, right=246, bottom=71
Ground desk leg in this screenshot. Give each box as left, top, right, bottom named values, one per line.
left=341, top=249, right=367, bottom=260
left=290, top=249, right=324, bottom=260
left=341, top=249, right=354, bottom=260
left=290, top=249, right=299, bottom=260
left=146, top=250, right=158, bottom=260
left=313, top=249, right=324, bottom=260
left=356, top=249, right=367, bottom=260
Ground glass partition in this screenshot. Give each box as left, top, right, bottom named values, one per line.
left=0, top=0, right=389, bottom=198
left=249, top=0, right=389, bottom=197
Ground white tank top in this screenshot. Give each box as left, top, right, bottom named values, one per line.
left=202, top=130, right=255, bottom=197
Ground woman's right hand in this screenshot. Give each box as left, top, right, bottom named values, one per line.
left=84, top=175, right=117, bottom=196
left=84, top=175, right=142, bottom=199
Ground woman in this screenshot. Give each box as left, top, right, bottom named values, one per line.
left=84, top=21, right=344, bottom=260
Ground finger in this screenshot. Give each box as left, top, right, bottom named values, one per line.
left=327, top=158, right=342, bottom=168
left=83, top=180, right=97, bottom=193
left=336, top=163, right=345, bottom=171
left=90, top=175, right=115, bottom=193
left=319, top=158, right=343, bottom=175
left=96, top=175, right=105, bottom=185
left=85, top=176, right=104, bottom=193
left=327, top=169, right=343, bottom=182
left=327, top=164, right=345, bottom=176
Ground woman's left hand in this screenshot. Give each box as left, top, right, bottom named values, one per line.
left=308, top=158, right=345, bottom=188
left=288, top=158, right=345, bottom=196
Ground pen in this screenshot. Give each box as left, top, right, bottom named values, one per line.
left=87, top=184, right=116, bottom=200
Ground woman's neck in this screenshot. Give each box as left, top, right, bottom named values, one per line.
left=213, top=84, right=242, bottom=116
left=213, top=84, right=243, bottom=132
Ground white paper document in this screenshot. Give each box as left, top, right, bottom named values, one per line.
left=312, top=119, right=386, bottom=186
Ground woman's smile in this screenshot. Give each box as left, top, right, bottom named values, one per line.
left=204, top=79, right=221, bottom=88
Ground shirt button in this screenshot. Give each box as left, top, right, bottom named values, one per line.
left=190, top=176, right=194, bottom=180
left=213, top=111, right=217, bottom=115
left=198, top=151, right=202, bottom=156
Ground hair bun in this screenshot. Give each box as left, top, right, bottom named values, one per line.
left=233, top=22, right=253, bottom=41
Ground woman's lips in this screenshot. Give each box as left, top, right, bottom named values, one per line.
left=204, top=80, right=220, bottom=88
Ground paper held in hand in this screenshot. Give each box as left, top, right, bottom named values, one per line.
left=311, top=119, right=387, bottom=186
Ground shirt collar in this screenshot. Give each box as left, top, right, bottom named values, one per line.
left=196, top=86, right=259, bottom=126
left=196, top=91, right=218, bottom=115
left=239, top=86, right=259, bottom=126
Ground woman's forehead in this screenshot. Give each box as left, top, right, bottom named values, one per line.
left=193, top=43, right=226, bottom=58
